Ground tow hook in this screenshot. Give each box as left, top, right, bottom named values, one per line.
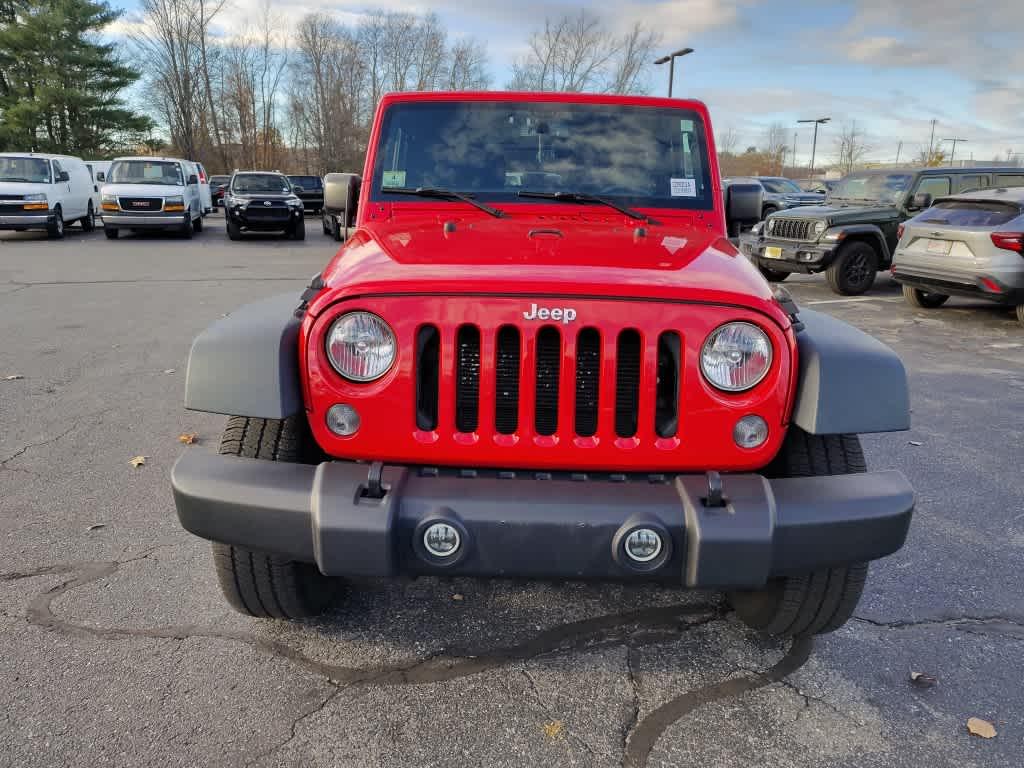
left=704, top=471, right=726, bottom=508
left=362, top=461, right=387, bottom=500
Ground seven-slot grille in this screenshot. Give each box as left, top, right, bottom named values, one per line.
left=767, top=217, right=813, bottom=240
left=416, top=324, right=682, bottom=440
left=118, top=197, right=163, bottom=211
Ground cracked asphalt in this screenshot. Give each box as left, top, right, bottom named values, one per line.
left=1, top=218, right=1022, bottom=767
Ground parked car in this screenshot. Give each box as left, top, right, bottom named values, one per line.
left=725, top=176, right=823, bottom=220
left=740, top=166, right=1024, bottom=293
left=892, top=186, right=1024, bottom=326
left=797, top=179, right=836, bottom=195
left=223, top=171, right=305, bottom=240
left=287, top=174, right=325, bottom=214
left=86, top=160, right=112, bottom=184
left=194, top=162, right=213, bottom=214
left=172, top=90, right=915, bottom=640
left=209, top=175, right=230, bottom=208
left=100, top=156, right=205, bottom=239
left=0, top=152, right=97, bottom=237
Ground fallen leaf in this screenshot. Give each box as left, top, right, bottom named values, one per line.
left=87, top=523, right=106, bottom=531
left=542, top=720, right=564, bottom=740
left=164, top=368, right=176, bottom=374
left=128, top=456, right=147, bottom=468
left=452, top=593, right=464, bottom=601
left=910, top=671, right=937, bottom=688
left=967, top=717, right=997, bottom=739
left=178, top=432, right=198, bottom=445
left=3, top=374, right=23, bottom=381
left=908, top=441, right=923, bottom=446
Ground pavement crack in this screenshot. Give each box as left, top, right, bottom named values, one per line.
left=0, top=423, right=79, bottom=469
left=854, top=613, right=1024, bottom=640
left=520, top=668, right=597, bottom=757
left=621, top=642, right=641, bottom=759
left=245, top=683, right=343, bottom=765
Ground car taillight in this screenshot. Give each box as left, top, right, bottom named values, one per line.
left=897, top=223, right=905, bottom=240
left=991, top=232, right=1024, bottom=253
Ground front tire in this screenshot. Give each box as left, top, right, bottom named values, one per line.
left=290, top=216, right=306, bottom=241
left=227, top=218, right=241, bottom=241
left=902, top=285, right=948, bottom=308
left=81, top=202, right=96, bottom=232
left=728, top=429, right=870, bottom=637
left=180, top=212, right=194, bottom=239
left=211, top=415, right=337, bottom=618
left=193, top=214, right=204, bottom=233
left=104, top=227, right=119, bottom=240
left=47, top=206, right=64, bottom=239
left=826, top=241, right=878, bottom=295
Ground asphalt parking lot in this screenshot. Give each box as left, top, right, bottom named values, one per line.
left=1, top=215, right=1022, bottom=768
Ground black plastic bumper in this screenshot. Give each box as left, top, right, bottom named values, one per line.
left=893, top=268, right=1024, bottom=305
left=172, top=452, right=914, bottom=588
left=740, top=235, right=835, bottom=274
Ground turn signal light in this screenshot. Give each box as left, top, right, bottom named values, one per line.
left=23, top=202, right=48, bottom=211
left=990, top=232, right=1023, bottom=253
left=101, top=202, right=119, bottom=211
left=164, top=204, right=185, bottom=212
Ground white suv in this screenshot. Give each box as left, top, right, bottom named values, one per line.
left=0, top=153, right=98, bottom=238
left=100, top=157, right=204, bottom=239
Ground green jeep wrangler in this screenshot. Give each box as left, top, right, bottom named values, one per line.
left=741, top=166, right=1024, bottom=295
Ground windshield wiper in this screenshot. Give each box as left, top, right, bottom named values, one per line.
left=517, top=190, right=654, bottom=223
left=386, top=186, right=505, bottom=218
left=1, top=177, right=32, bottom=183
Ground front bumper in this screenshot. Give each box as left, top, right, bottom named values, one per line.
left=172, top=451, right=914, bottom=588
left=229, top=207, right=302, bottom=230
left=0, top=213, right=51, bottom=229
left=740, top=234, right=836, bottom=274
left=102, top=213, right=185, bottom=228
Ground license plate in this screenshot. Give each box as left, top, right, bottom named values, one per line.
left=926, top=239, right=951, bottom=255
left=764, top=246, right=783, bottom=259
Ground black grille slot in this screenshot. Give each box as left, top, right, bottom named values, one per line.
left=574, top=328, right=601, bottom=437
left=615, top=330, right=641, bottom=437
left=415, top=325, right=439, bottom=430
left=534, top=326, right=561, bottom=436
left=769, top=218, right=812, bottom=240
left=655, top=332, right=681, bottom=438
left=455, top=326, right=480, bottom=433
left=494, top=326, right=520, bottom=434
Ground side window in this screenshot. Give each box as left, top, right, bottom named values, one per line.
left=915, top=176, right=950, bottom=198
left=994, top=174, right=1024, bottom=188
left=956, top=175, right=987, bottom=192
left=52, top=160, right=64, bottom=181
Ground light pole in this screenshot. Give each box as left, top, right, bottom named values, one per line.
left=797, top=117, right=830, bottom=176
left=654, top=48, right=694, bottom=98
left=941, top=137, right=967, bottom=167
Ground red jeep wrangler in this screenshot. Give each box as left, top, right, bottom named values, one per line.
left=172, top=92, right=914, bottom=637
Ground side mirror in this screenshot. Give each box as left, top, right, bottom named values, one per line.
left=58, top=171, right=70, bottom=182
left=187, top=174, right=198, bottom=185
left=724, top=182, right=763, bottom=237
left=910, top=192, right=932, bottom=211
left=324, top=173, right=362, bottom=235
left=95, top=171, right=105, bottom=182
left=293, top=185, right=305, bottom=194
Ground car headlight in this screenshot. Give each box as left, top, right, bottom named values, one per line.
left=750, top=222, right=762, bottom=234
left=101, top=193, right=116, bottom=203
left=165, top=195, right=184, bottom=205
left=813, top=221, right=827, bottom=236
left=287, top=196, right=302, bottom=206
left=24, top=192, right=47, bottom=202
left=326, top=312, right=396, bottom=382
left=700, top=322, right=772, bottom=392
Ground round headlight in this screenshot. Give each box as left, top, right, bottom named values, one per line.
left=326, top=312, right=396, bottom=382
left=813, top=221, right=827, bottom=235
left=701, top=322, right=772, bottom=392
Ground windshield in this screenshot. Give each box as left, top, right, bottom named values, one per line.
left=0, top=156, right=51, bottom=183
left=761, top=178, right=802, bottom=194
left=829, top=172, right=912, bottom=204
left=288, top=175, right=322, bottom=189
left=371, top=100, right=714, bottom=211
left=916, top=200, right=1022, bottom=227
left=232, top=174, right=292, bottom=194
left=109, top=160, right=183, bottom=186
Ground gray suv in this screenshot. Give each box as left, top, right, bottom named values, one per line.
left=892, top=186, right=1024, bottom=326
left=725, top=176, right=822, bottom=219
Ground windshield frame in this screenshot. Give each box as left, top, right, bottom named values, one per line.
left=0, top=155, right=53, bottom=184
left=108, top=159, right=185, bottom=186
left=367, top=96, right=716, bottom=213
left=230, top=173, right=293, bottom=195
left=828, top=171, right=913, bottom=205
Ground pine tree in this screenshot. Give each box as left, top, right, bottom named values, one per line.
left=0, top=0, right=152, bottom=155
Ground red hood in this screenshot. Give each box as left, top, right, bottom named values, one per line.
left=314, top=212, right=787, bottom=326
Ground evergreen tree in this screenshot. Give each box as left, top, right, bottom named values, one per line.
left=0, top=0, right=152, bottom=155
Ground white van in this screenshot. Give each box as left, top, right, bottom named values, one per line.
left=0, top=153, right=98, bottom=238
left=100, top=156, right=205, bottom=239
left=192, top=161, right=213, bottom=214
left=87, top=160, right=112, bottom=184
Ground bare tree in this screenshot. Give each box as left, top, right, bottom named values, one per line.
left=916, top=146, right=945, bottom=167
left=605, top=21, right=660, bottom=95
left=834, top=120, right=870, bottom=174
left=763, top=122, right=787, bottom=173
left=717, top=126, right=740, bottom=156
left=445, top=38, right=491, bottom=90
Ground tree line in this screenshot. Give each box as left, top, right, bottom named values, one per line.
left=0, top=0, right=660, bottom=172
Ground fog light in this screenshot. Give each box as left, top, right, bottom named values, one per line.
left=734, top=415, right=768, bottom=448
left=423, top=522, right=460, bottom=557
left=624, top=528, right=662, bottom=563
left=326, top=404, right=360, bottom=436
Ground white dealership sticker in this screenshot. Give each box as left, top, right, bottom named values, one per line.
left=670, top=178, right=696, bottom=197
left=382, top=170, right=407, bottom=188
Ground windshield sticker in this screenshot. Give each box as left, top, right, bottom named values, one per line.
left=670, top=178, right=696, bottom=197
left=382, top=170, right=406, bottom=188
left=661, top=236, right=688, bottom=255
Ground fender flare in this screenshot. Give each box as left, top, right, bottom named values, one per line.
left=791, top=309, right=909, bottom=435
left=184, top=293, right=303, bottom=419
left=824, top=224, right=891, bottom=262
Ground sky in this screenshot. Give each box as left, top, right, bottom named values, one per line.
left=107, top=0, right=1024, bottom=168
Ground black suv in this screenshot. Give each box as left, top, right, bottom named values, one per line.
left=224, top=172, right=305, bottom=240
left=741, top=166, right=1024, bottom=294
left=287, top=175, right=324, bottom=214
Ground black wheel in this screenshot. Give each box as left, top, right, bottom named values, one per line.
left=227, top=218, right=242, bottom=240
left=826, top=241, right=878, bottom=295
left=104, top=227, right=119, bottom=240
left=728, top=428, right=870, bottom=637
left=332, top=217, right=343, bottom=242
left=193, top=214, right=204, bottom=233
left=81, top=202, right=96, bottom=232
left=290, top=216, right=306, bottom=241
left=46, top=206, right=64, bottom=239
left=902, top=285, right=948, bottom=309
left=321, top=214, right=331, bottom=235
left=759, top=266, right=790, bottom=282
left=762, top=205, right=779, bottom=220
left=211, top=415, right=337, bottom=619
left=180, top=212, right=194, bottom=239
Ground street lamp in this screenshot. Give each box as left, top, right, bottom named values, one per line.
left=654, top=48, right=694, bottom=98
left=941, top=137, right=968, bottom=167
left=797, top=117, right=831, bottom=176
